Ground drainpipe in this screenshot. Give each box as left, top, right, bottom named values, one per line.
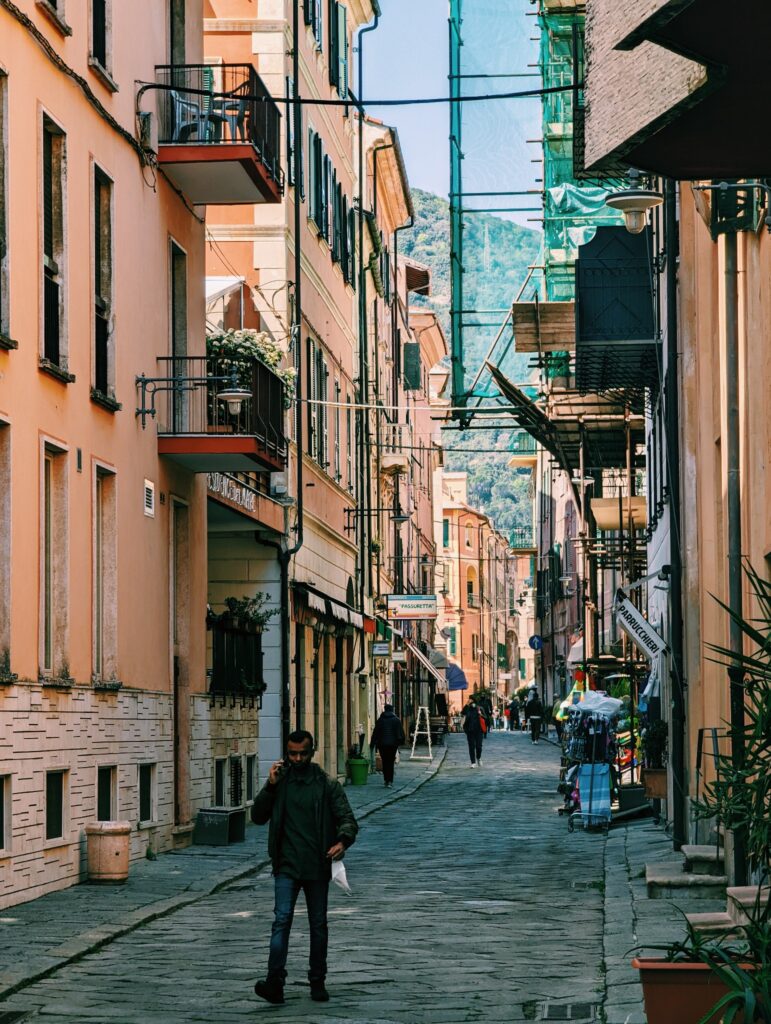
left=724, top=229, right=746, bottom=884
left=664, top=178, right=686, bottom=852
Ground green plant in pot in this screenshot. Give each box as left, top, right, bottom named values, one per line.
left=220, top=593, right=277, bottom=631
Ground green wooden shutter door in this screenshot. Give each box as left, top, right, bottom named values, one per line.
left=337, top=3, right=347, bottom=97
left=403, top=342, right=421, bottom=390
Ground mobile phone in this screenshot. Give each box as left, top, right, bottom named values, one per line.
left=282, top=756, right=291, bottom=770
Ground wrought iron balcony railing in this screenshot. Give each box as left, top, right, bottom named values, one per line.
left=154, top=63, right=283, bottom=192
left=137, top=355, right=287, bottom=468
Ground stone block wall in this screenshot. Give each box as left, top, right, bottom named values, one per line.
left=0, top=682, right=173, bottom=910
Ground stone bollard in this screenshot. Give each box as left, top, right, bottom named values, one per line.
left=85, top=821, right=132, bottom=883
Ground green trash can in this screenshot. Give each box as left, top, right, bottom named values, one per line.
left=347, top=757, right=369, bottom=786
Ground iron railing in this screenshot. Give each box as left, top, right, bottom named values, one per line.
left=154, top=355, right=286, bottom=465
left=208, top=612, right=266, bottom=699
left=510, top=527, right=535, bottom=549
left=154, top=63, right=283, bottom=191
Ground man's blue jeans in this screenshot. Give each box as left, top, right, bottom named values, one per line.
left=267, top=874, right=329, bottom=983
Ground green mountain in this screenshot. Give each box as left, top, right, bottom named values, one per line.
left=400, top=189, right=542, bottom=537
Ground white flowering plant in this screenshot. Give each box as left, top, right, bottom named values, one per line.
left=206, top=329, right=296, bottom=407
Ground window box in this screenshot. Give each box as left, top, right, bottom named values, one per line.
left=0, top=334, right=18, bottom=351
left=88, top=57, right=119, bottom=94
left=90, top=389, right=122, bottom=413
left=93, top=678, right=123, bottom=692
left=40, top=674, right=74, bottom=690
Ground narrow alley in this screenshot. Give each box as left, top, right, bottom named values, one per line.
left=0, top=735, right=607, bottom=1023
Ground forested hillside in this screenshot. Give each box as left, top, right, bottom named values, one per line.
left=400, top=190, right=541, bottom=536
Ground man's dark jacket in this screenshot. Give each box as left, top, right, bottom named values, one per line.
left=370, top=710, right=405, bottom=750
left=251, top=763, right=358, bottom=876
left=526, top=696, right=544, bottom=720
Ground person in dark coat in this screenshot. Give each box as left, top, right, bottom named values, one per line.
left=525, top=692, right=545, bottom=744
left=251, top=730, right=358, bottom=1006
left=462, top=701, right=485, bottom=767
left=507, top=697, right=520, bottom=731
left=370, top=704, right=405, bottom=788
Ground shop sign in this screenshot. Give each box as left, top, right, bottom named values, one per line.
left=386, top=594, right=438, bottom=620
left=207, top=473, right=257, bottom=514
left=614, top=591, right=668, bottom=660
left=372, top=641, right=390, bottom=657
left=391, top=650, right=407, bottom=663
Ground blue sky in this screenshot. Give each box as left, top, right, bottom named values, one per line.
left=364, top=0, right=541, bottom=216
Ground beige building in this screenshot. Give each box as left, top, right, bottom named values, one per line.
left=434, top=472, right=521, bottom=715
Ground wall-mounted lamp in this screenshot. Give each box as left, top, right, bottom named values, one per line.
left=605, top=169, right=663, bottom=235
left=217, top=367, right=252, bottom=416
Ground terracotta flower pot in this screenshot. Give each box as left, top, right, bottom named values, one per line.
left=85, top=821, right=132, bottom=883
left=633, top=957, right=755, bottom=1024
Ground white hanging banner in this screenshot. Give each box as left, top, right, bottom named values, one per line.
left=614, top=590, right=669, bottom=660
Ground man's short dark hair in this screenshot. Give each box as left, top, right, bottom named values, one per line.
left=287, top=729, right=314, bottom=749
left=384, top=703, right=393, bottom=712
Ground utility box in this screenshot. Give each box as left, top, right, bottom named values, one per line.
left=193, top=807, right=246, bottom=846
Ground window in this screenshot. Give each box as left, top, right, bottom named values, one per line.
left=169, top=0, right=185, bottom=64
left=333, top=379, right=341, bottom=481
left=305, top=0, right=322, bottom=47
left=41, top=443, right=68, bottom=676
left=0, top=424, right=9, bottom=669
left=170, top=241, right=187, bottom=358
left=90, top=0, right=110, bottom=73
left=345, top=396, right=353, bottom=492
left=285, top=77, right=295, bottom=186
left=45, top=769, right=66, bottom=840
left=214, top=759, right=226, bottom=806
left=93, top=467, right=117, bottom=680
left=307, top=340, right=328, bottom=469
left=0, top=73, right=9, bottom=344
left=246, top=754, right=256, bottom=801
left=442, top=518, right=450, bottom=548
left=0, top=775, right=9, bottom=852
left=447, top=626, right=457, bottom=656
left=466, top=572, right=476, bottom=608
left=328, top=0, right=348, bottom=99
left=93, top=166, right=113, bottom=398
left=308, top=129, right=331, bottom=241
left=465, top=524, right=472, bottom=547
left=471, top=634, right=479, bottom=662
left=97, top=765, right=116, bottom=821
left=42, top=116, right=67, bottom=370
left=138, top=763, right=155, bottom=823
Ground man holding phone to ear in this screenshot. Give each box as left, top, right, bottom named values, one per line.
left=250, top=729, right=358, bottom=1006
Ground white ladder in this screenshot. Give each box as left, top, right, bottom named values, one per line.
left=409, top=706, right=433, bottom=761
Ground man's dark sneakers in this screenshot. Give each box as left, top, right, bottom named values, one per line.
left=254, top=978, right=285, bottom=1004
left=310, top=982, right=330, bottom=1002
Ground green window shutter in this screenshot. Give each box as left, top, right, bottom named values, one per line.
left=520, top=658, right=526, bottom=677
left=328, top=0, right=338, bottom=88
left=337, top=2, right=347, bottom=98
left=285, top=77, right=295, bottom=186
left=443, top=518, right=450, bottom=547
left=347, top=207, right=356, bottom=290
left=308, top=128, right=316, bottom=220
left=448, top=627, right=457, bottom=656
left=304, top=0, right=314, bottom=26
left=403, top=342, right=421, bottom=391
left=341, top=195, right=349, bottom=283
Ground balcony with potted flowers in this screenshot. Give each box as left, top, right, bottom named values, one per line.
left=147, top=63, right=283, bottom=205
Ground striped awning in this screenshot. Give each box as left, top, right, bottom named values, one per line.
left=404, top=639, right=447, bottom=692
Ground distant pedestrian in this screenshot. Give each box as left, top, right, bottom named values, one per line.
left=462, top=701, right=485, bottom=767
left=507, top=697, right=520, bottom=731
left=370, top=704, right=405, bottom=789
left=525, top=693, right=544, bottom=744
left=251, top=730, right=359, bottom=1006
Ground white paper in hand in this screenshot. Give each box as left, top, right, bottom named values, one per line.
left=331, top=859, right=352, bottom=895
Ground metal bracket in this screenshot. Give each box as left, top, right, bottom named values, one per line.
left=135, top=372, right=227, bottom=428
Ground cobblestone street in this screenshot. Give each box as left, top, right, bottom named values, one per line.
left=0, top=733, right=614, bottom=1023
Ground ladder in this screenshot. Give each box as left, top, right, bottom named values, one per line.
left=409, top=706, right=433, bottom=761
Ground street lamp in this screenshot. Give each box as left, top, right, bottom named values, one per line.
left=217, top=367, right=252, bottom=416
left=605, top=170, right=663, bottom=234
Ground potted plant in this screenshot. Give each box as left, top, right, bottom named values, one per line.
left=206, top=329, right=297, bottom=408
left=640, top=718, right=669, bottom=798
left=346, top=743, right=369, bottom=787
left=632, top=892, right=770, bottom=1023
left=218, top=593, right=277, bottom=632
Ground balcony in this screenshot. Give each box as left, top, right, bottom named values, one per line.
left=380, top=422, right=411, bottom=475
left=153, top=64, right=282, bottom=205
left=508, top=432, right=538, bottom=467
left=509, top=527, right=537, bottom=552
left=138, top=355, right=286, bottom=473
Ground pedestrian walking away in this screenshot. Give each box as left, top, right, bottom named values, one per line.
left=462, top=701, right=485, bottom=766
left=507, top=696, right=520, bottom=731
left=370, top=703, right=405, bottom=788
left=250, top=730, right=359, bottom=1005
left=525, top=692, right=544, bottom=744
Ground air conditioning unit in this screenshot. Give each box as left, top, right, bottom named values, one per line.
left=137, top=111, right=157, bottom=153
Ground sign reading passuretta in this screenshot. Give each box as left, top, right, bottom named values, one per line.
left=386, top=594, right=438, bottom=620
left=614, top=590, right=669, bottom=660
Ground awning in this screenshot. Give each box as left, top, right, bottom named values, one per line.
left=446, top=663, right=468, bottom=692
left=428, top=645, right=449, bottom=670
left=294, top=583, right=364, bottom=631
left=403, top=639, right=447, bottom=692
left=567, top=638, right=586, bottom=665
left=205, top=275, right=244, bottom=305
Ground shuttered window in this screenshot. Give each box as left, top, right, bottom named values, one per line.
left=42, top=116, right=65, bottom=367
left=443, top=518, right=450, bottom=548
left=285, top=77, right=295, bottom=186
left=328, top=1, right=348, bottom=97
left=447, top=626, right=457, bottom=656
left=305, top=0, right=322, bottom=47
left=93, top=166, right=112, bottom=396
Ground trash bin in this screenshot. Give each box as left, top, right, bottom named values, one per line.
left=347, top=757, right=369, bottom=786
left=85, top=821, right=132, bottom=883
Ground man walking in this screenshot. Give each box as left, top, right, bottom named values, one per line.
left=462, top=701, right=485, bottom=767
left=370, top=703, right=405, bottom=788
left=525, top=692, right=544, bottom=744
left=251, top=730, right=358, bottom=1005
left=507, top=696, right=520, bottom=731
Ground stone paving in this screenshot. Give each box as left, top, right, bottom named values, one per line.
left=0, top=732, right=718, bottom=1022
